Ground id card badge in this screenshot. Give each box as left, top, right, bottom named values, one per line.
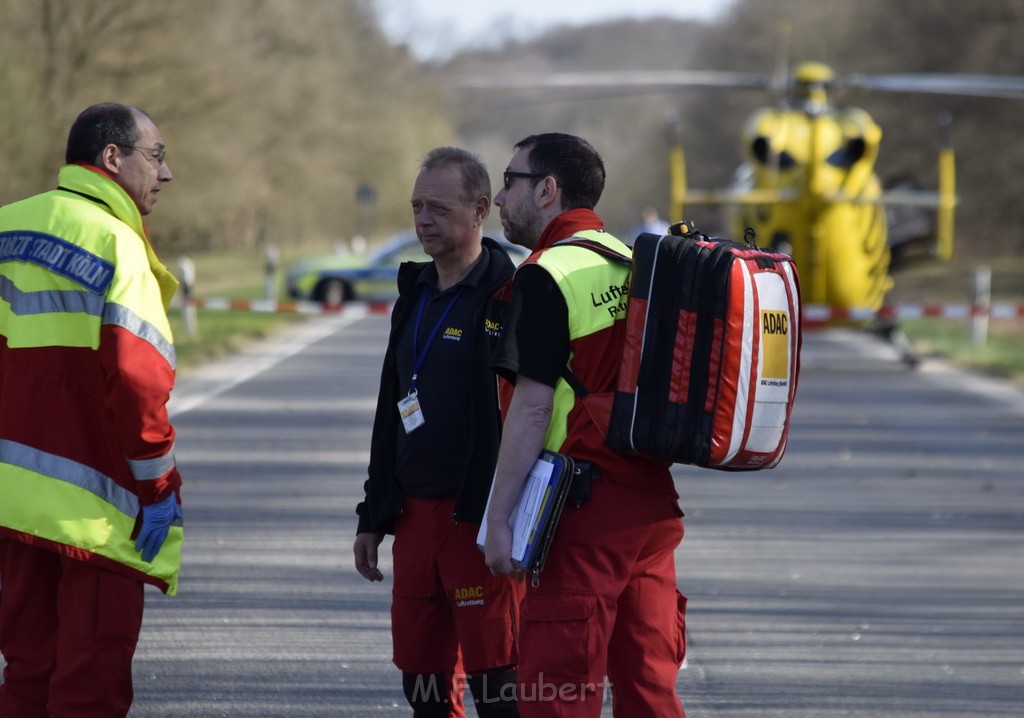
left=398, top=390, right=425, bottom=434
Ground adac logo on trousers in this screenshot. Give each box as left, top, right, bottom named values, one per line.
left=454, top=585, right=485, bottom=607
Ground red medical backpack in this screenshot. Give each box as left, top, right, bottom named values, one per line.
left=563, top=223, right=802, bottom=470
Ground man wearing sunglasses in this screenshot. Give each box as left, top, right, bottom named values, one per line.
left=0, top=103, right=181, bottom=717
left=485, top=133, right=687, bottom=717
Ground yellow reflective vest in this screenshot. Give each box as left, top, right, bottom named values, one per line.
left=0, top=164, right=182, bottom=594
left=523, top=223, right=673, bottom=494
left=528, top=229, right=630, bottom=453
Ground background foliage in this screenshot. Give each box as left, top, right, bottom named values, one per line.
left=0, top=0, right=451, bottom=254
left=1, top=0, right=1022, bottom=279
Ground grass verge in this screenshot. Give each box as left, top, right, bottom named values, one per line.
left=163, top=245, right=337, bottom=373
left=169, top=308, right=309, bottom=373
left=889, top=257, right=1024, bottom=387
left=900, top=318, right=1024, bottom=387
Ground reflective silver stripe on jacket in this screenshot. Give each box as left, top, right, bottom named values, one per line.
left=0, top=275, right=104, bottom=316
left=102, top=302, right=177, bottom=370
left=0, top=278, right=175, bottom=369
left=0, top=439, right=140, bottom=518
left=128, top=447, right=176, bottom=482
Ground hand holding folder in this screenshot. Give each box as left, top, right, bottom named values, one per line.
left=478, top=451, right=575, bottom=584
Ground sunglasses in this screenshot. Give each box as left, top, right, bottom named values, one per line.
left=502, top=170, right=546, bottom=191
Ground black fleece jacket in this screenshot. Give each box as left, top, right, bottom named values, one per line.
left=355, top=237, right=515, bottom=534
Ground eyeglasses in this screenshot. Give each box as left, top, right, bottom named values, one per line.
left=118, top=144, right=167, bottom=165
left=502, top=170, right=546, bottom=191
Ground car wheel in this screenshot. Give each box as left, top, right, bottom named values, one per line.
left=318, top=279, right=349, bottom=306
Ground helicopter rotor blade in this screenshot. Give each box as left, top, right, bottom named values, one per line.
left=452, top=70, right=770, bottom=93
left=841, top=73, right=1024, bottom=100
left=452, top=69, right=1024, bottom=101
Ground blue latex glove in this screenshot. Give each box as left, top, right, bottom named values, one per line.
left=135, top=492, right=180, bottom=563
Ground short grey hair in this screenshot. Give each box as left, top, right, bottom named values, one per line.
left=419, top=146, right=491, bottom=204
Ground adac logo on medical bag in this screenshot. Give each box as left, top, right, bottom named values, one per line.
left=760, top=310, right=790, bottom=380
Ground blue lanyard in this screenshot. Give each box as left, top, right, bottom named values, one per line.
left=410, top=286, right=463, bottom=393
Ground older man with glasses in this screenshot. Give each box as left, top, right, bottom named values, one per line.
left=0, top=102, right=181, bottom=718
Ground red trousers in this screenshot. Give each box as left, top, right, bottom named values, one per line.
left=517, top=478, right=687, bottom=718
left=0, top=539, right=144, bottom=718
left=391, top=497, right=525, bottom=716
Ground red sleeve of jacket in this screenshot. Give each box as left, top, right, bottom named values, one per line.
left=98, top=323, right=181, bottom=506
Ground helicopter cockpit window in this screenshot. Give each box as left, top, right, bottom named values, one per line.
left=752, top=137, right=797, bottom=169
left=826, top=138, right=867, bottom=169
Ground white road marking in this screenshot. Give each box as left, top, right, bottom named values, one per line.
left=168, top=308, right=368, bottom=417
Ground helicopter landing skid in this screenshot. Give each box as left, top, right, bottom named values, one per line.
left=871, top=320, right=920, bottom=367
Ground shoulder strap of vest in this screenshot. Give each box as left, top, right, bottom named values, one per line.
left=554, top=237, right=632, bottom=266
left=560, top=365, right=589, bottom=398
left=550, top=235, right=631, bottom=398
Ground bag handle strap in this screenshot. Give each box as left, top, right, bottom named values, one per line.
left=555, top=237, right=632, bottom=266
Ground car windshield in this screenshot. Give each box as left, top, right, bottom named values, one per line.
left=368, top=234, right=427, bottom=266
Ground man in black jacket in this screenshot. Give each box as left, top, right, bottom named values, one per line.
left=354, top=147, right=522, bottom=717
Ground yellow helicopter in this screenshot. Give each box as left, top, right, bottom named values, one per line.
left=669, top=61, right=955, bottom=317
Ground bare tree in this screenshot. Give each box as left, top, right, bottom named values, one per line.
left=0, top=0, right=454, bottom=253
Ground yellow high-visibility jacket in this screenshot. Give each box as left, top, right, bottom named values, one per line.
left=0, top=163, right=182, bottom=594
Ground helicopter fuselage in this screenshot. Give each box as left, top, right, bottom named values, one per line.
left=733, top=104, right=892, bottom=310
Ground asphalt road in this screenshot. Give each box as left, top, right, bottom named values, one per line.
left=22, top=309, right=1024, bottom=716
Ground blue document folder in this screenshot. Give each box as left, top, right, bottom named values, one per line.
left=477, top=450, right=575, bottom=580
